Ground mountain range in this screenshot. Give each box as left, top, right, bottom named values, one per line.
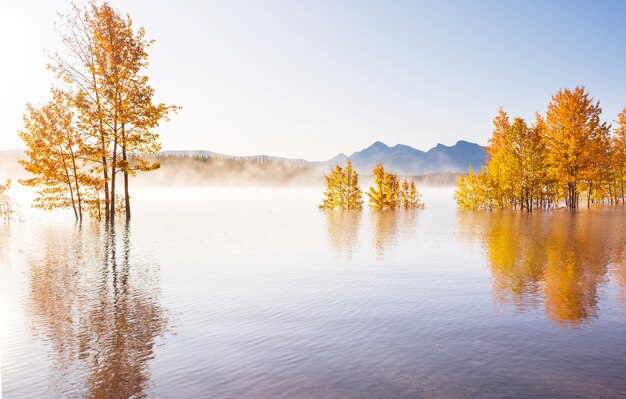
left=318, top=140, right=486, bottom=175
left=2, top=140, right=487, bottom=178
left=159, top=140, right=487, bottom=175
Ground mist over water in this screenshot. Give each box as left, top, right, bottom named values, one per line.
left=1, top=187, right=625, bottom=398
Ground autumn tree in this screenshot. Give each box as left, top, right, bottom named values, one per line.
left=480, top=111, right=549, bottom=211
left=454, top=109, right=521, bottom=211
left=366, top=162, right=424, bottom=209
left=319, top=160, right=363, bottom=210
left=611, top=108, right=626, bottom=203
left=543, top=87, right=608, bottom=209
left=484, top=108, right=516, bottom=208
left=36, top=1, right=178, bottom=222
left=511, top=116, right=551, bottom=211
left=525, top=115, right=551, bottom=209
left=454, top=166, right=492, bottom=210
left=455, top=87, right=617, bottom=212
left=19, top=89, right=95, bottom=221
left=400, top=180, right=424, bottom=209
left=455, top=111, right=566, bottom=212
left=367, top=162, right=401, bottom=209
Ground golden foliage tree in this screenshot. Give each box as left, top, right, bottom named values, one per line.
left=367, top=162, right=400, bottom=209
left=612, top=108, right=626, bottom=202
left=455, top=86, right=622, bottom=211
left=21, top=1, right=178, bottom=222
left=454, top=166, right=493, bottom=210
left=484, top=108, right=515, bottom=208
left=19, top=89, right=96, bottom=221
left=319, top=160, right=363, bottom=210
left=400, top=180, right=424, bottom=209
left=543, top=87, right=608, bottom=209
left=367, top=162, right=424, bottom=209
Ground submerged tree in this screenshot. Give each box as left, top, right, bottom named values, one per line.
left=612, top=108, right=626, bottom=203
left=0, top=179, right=16, bottom=221
left=19, top=89, right=94, bottom=221
left=20, top=1, right=178, bottom=222
left=454, top=166, right=493, bottom=210
left=455, top=86, right=621, bottom=211
left=319, top=160, right=363, bottom=210
left=367, top=162, right=424, bottom=209
left=400, top=180, right=424, bottom=209
left=543, top=87, right=608, bottom=209
left=367, top=162, right=400, bottom=209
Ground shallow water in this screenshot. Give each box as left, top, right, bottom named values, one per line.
left=1, top=187, right=625, bottom=398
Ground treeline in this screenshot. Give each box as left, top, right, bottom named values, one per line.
left=455, top=86, right=626, bottom=211
left=18, top=2, right=177, bottom=222
left=320, top=161, right=424, bottom=210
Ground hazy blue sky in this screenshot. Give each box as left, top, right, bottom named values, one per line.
left=2, top=0, right=626, bottom=160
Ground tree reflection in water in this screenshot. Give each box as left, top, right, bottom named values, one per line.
left=27, top=223, right=167, bottom=398
left=324, top=210, right=362, bottom=259
left=324, top=209, right=419, bottom=258
left=458, top=209, right=626, bottom=327
left=370, top=209, right=417, bottom=257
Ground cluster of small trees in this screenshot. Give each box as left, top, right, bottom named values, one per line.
left=320, top=161, right=424, bottom=210
left=455, top=86, right=626, bottom=211
left=367, top=162, right=423, bottom=210
left=19, top=2, right=177, bottom=222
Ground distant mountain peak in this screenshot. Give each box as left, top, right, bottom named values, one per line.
left=319, top=140, right=487, bottom=175
left=368, top=140, right=389, bottom=149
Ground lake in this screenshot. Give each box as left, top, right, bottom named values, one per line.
left=1, top=187, right=625, bottom=398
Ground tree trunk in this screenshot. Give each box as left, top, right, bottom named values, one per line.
left=110, top=139, right=118, bottom=223
left=69, top=146, right=83, bottom=221
left=60, top=150, right=78, bottom=220
left=122, top=124, right=131, bottom=221
left=102, top=137, right=110, bottom=222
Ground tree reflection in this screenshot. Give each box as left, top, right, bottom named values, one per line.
left=458, top=209, right=626, bottom=327
left=324, top=209, right=419, bottom=258
left=0, top=224, right=9, bottom=265
left=371, top=210, right=399, bottom=257
left=27, top=223, right=167, bottom=398
left=370, top=209, right=417, bottom=257
left=324, top=210, right=361, bottom=259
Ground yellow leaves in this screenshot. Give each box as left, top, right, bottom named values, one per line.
left=20, top=1, right=177, bottom=222
left=366, top=162, right=423, bottom=210
left=319, top=160, right=363, bottom=210
left=320, top=161, right=424, bottom=211
left=367, top=162, right=398, bottom=210
left=457, top=86, right=622, bottom=211
left=19, top=89, right=96, bottom=220
left=0, top=179, right=16, bottom=220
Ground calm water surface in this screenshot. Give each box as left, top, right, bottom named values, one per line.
left=1, top=187, right=625, bottom=398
